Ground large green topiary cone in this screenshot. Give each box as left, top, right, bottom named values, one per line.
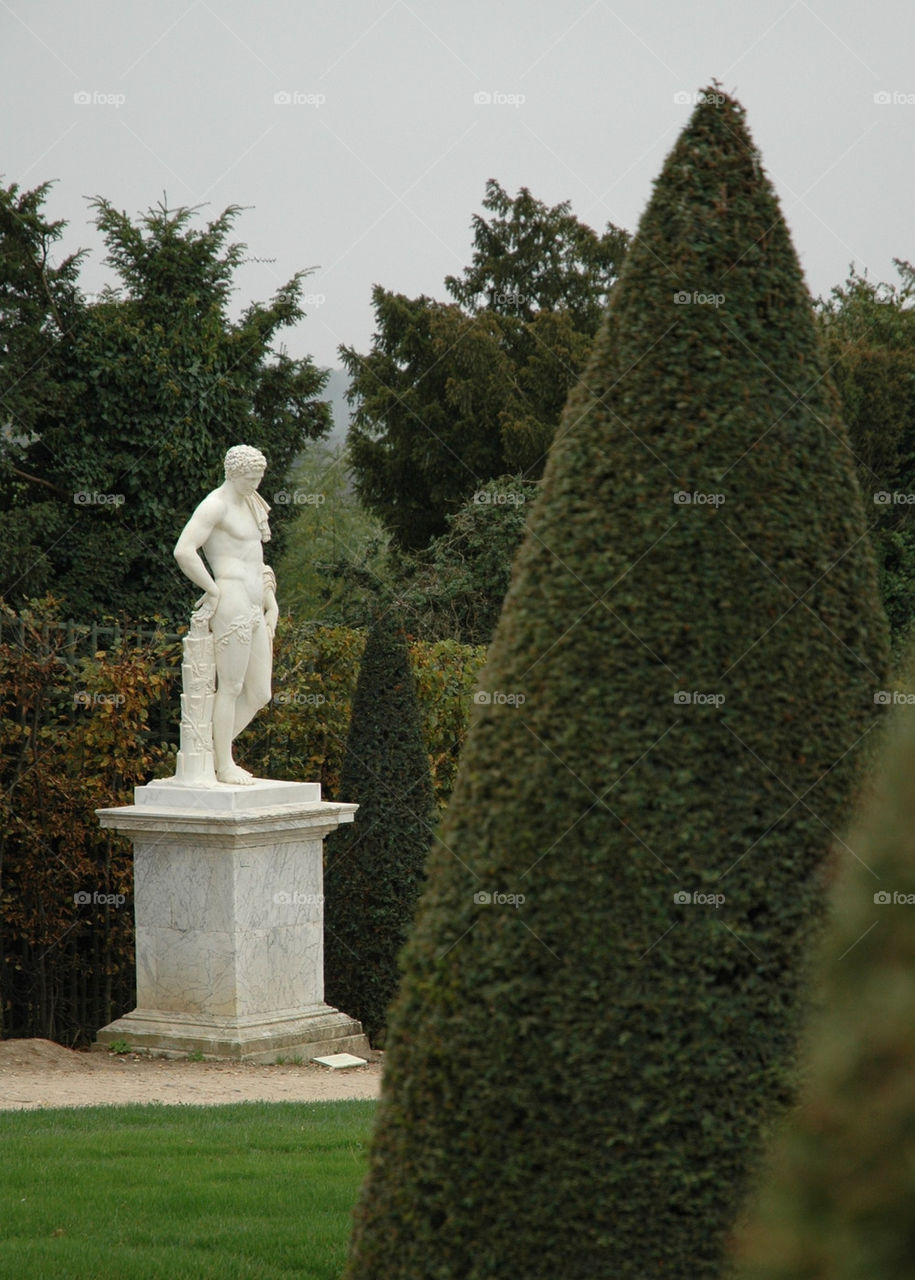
left=342, top=87, right=890, bottom=1279
left=324, top=608, right=436, bottom=1045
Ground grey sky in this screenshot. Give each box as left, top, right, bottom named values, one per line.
left=3, top=0, right=913, bottom=376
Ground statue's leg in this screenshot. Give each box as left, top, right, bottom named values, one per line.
left=232, top=615, right=272, bottom=737
left=211, top=592, right=255, bottom=785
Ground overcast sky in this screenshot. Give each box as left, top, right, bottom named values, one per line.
left=3, top=0, right=913, bottom=375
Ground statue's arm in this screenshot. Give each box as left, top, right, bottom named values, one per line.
left=174, top=495, right=223, bottom=597
left=263, top=565, right=279, bottom=639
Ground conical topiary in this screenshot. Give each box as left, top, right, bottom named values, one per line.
left=341, top=87, right=890, bottom=1278
left=323, top=608, right=436, bottom=1045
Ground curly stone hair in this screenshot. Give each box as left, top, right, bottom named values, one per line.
left=224, top=444, right=267, bottom=478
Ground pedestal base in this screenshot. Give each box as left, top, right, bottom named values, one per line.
left=93, top=781, right=366, bottom=1064
left=94, top=1004, right=370, bottom=1063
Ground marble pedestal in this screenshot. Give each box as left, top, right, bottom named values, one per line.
left=93, top=779, right=370, bottom=1063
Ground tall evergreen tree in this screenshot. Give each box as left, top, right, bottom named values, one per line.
left=816, top=262, right=915, bottom=656
left=341, top=88, right=889, bottom=1278
left=0, top=180, right=86, bottom=600
left=341, top=183, right=627, bottom=551
left=0, top=189, right=330, bottom=617
left=324, top=608, right=436, bottom=1045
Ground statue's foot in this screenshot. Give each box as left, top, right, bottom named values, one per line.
left=216, top=763, right=255, bottom=786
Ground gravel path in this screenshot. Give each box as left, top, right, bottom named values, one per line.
left=0, top=1039, right=383, bottom=1112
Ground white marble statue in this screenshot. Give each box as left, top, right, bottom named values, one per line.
left=173, top=445, right=278, bottom=785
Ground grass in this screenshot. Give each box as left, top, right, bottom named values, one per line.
left=0, top=1099, right=376, bottom=1279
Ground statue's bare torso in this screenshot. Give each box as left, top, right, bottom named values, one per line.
left=173, top=458, right=277, bottom=785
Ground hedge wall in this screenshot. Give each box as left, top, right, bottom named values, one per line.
left=0, top=599, right=484, bottom=1044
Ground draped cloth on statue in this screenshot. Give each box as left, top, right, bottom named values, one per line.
left=247, top=491, right=271, bottom=542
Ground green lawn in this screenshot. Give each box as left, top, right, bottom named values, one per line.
left=0, top=1099, right=376, bottom=1279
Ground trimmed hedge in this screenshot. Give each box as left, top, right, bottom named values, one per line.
left=342, top=88, right=890, bottom=1279
left=241, top=622, right=485, bottom=810
left=0, top=603, right=482, bottom=1044
left=0, top=601, right=177, bottom=1042
left=324, top=611, right=436, bottom=1044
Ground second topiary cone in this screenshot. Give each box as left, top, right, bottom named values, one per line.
left=323, top=608, right=436, bottom=1045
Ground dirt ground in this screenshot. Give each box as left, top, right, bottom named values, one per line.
left=0, top=1039, right=384, bottom=1112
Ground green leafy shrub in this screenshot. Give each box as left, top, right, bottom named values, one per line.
left=238, top=620, right=366, bottom=797
left=0, top=598, right=177, bottom=1042
left=408, top=636, right=486, bottom=810
left=0, top=604, right=481, bottom=1045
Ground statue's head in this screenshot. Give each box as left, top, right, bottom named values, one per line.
left=224, top=445, right=267, bottom=493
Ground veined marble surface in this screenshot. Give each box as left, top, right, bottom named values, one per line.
left=135, top=777, right=322, bottom=810
left=94, top=784, right=368, bottom=1059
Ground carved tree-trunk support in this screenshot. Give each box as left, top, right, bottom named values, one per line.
left=93, top=781, right=370, bottom=1063
left=173, top=607, right=218, bottom=785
